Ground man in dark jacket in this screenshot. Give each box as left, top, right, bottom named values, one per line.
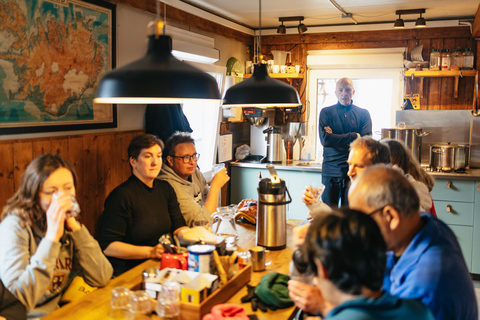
left=318, top=78, right=372, bottom=207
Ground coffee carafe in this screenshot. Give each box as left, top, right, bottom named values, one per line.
left=263, top=126, right=283, bottom=163
left=256, top=165, right=291, bottom=250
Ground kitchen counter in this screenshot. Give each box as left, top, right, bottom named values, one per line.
left=229, top=160, right=322, bottom=172
left=230, top=161, right=480, bottom=180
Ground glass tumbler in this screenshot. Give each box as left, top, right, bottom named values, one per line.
left=110, top=286, right=133, bottom=320
left=156, top=281, right=180, bottom=318
left=129, top=290, right=151, bottom=315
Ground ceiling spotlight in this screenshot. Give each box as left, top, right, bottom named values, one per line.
left=298, top=21, right=308, bottom=34
left=277, top=22, right=286, bottom=34
left=394, top=15, right=404, bottom=29
left=394, top=9, right=426, bottom=29
left=415, top=13, right=426, bottom=27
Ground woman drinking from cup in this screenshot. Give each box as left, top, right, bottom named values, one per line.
left=0, top=154, right=113, bottom=317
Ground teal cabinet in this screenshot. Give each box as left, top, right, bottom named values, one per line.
left=230, top=166, right=322, bottom=220
left=431, top=178, right=475, bottom=271
left=472, top=181, right=480, bottom=274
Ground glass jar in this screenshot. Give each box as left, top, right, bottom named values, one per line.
left=440, top=49, right=451, bottom=71
left=462, top=48, right=474, bottom=70
left=429, top=49, right=441, bottom=70
left=450, top=49, right=463, bottom=71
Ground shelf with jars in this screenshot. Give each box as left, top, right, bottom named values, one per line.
left=243, top=73, right=303, bottom=79
left=404, top=70, right=476, bottom=98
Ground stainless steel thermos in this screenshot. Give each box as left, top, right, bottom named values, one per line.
left=256, top=166, right=291, bottom=250
left=263, top=126, right=283, bottom=163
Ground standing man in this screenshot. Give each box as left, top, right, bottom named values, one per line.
left=159, top=132, right=230, bottom=227
left=319, top=78, right=372, bottom=207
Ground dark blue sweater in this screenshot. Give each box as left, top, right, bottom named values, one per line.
left=319, top=101, right=372, bottom=177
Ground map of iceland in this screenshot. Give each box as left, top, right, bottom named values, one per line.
left=0, top=0, right=111, bottom=126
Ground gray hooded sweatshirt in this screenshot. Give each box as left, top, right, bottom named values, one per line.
left=158, top=163, right=211, bottom=227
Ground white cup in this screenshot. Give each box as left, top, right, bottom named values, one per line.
left=245, top=61, right=253, bottom=74
left=272, top=65, right=280, bottom=73
left=280, top=65, right=287, bottom=73
left=295, top=65, right=301, bottom=73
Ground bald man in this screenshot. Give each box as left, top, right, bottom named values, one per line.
left=318, top=78, right=372, bottom=207
left=349, top=165, right=477, bottom=320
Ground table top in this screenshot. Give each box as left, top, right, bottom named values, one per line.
left=42, top=222, right=297, bottom=320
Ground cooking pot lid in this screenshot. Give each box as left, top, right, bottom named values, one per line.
left=430, top=143, right=469, bottom=148
left=383, top=121, right=421, bottom=130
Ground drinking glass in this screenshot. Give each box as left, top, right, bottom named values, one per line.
left=110, top=287, right=133, bottom=320
left=128, top=290, right=151, bottom=315
left=212, top=163, right=225, bottom=175
left=156, top=281, right=181, bottom=318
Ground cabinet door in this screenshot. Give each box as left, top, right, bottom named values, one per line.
left=472, top=181, right=480, bottom=274
left=281, top=170, right=322, bottom=220
left=230, top=167, right=268, bottom=204
left=449, top=225, right=473, bottom=272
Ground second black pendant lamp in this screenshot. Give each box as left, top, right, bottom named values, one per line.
left=223, top=0, right=301, bottom=108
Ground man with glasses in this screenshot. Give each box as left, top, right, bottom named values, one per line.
left=348, top=165, right=477, bottom=320
left=159, top=132, right=230, bottom=226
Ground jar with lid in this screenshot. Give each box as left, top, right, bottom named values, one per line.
left=429, top=49, right=441, bottom=70
left=450, top=49, right=463, bottom=70
left=462, top=48, right=474, bottom=70
left=440, top=49, right=451, bottom=70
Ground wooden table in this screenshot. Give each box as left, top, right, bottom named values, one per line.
left=42, top=221, right=299, bottom=320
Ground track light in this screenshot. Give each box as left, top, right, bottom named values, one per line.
left=394, top=15, right=404, bottom=29
left=298, top=21, right=308, bottom=34
left=277, top=16, right=307, bottom=34
left=394, top=9, right=426, bottom=29
left=415, top=13, right=426, bottom=27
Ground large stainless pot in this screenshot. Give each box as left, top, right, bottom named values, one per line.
left=429, top=143, right=469, bottom=172
left=381, top=122, right=429, bottom=163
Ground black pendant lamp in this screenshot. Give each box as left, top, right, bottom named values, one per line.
left=223, top=0, right=301, bottom=108
left=94, top=2, right=221, bottom=104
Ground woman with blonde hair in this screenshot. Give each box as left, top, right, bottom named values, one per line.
left=0, top=154, right=113, bottom=317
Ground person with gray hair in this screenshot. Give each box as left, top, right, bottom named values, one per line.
left=318, top=77, right=372, bottom=207
left=348, top=165, right=477, bottom=320
left=158, top=131, right=230, bottom=226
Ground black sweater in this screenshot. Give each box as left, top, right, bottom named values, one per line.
left=100, top=175, right=186, bottom=276
left=319, top=102, right=372, bottom=177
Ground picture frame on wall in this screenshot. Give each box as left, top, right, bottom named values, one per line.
left=0, top=0, right=117, bottom=134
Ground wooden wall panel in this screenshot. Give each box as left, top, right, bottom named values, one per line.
left=0, top=144, right=14, bottom=215
left=0, top=130, right=144, bottom=237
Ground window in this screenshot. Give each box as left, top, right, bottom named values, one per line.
left=306, top=48, right=405, bottom=161
left=181, top=63, right=226, bottom=178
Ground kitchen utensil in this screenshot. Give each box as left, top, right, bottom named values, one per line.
left=280, top=122, right=303, bottom=161
left=429, top=143, right=469, bottom=172
left=263, top=126, right=283, bottom=163
left=256, top=165, right=291, bottom=250
left=381, top=122, right=429, bottom=163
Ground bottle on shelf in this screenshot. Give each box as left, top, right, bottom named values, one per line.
left=429, top=49, right=441, bottom=71
left=462, top=48, right=474, bottom=70
left=450, top=49, right=463, bottom=71
left=440, top=49, right=451, bottom=71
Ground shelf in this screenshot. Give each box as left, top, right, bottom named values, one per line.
left=243, top=73, right=303, bottom=79
left=404, top=70, right=477, bottom=99
left=404, top=70, right=476, bottom=77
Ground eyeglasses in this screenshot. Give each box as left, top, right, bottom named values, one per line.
left=366, top=206, right=387, bottom=217
left=171, top=153, right=200, bottom=163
